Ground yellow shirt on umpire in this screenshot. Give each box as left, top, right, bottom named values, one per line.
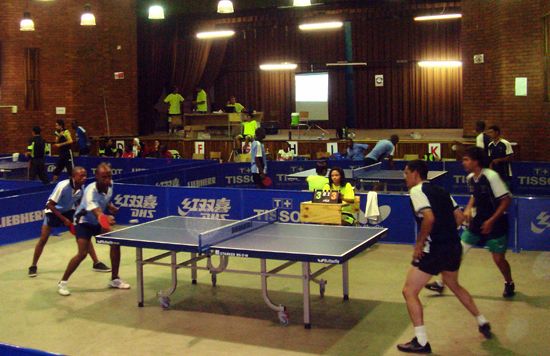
left=323, top=182, right=356, bottom=225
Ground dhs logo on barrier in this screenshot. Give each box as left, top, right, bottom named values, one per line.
left=531, top=211, right=550, bottom=235
left=113, top=194, right=158, bottom=218
left=177, top=198, right=231, bottom=219
left=156, top=178, right=180, bottom=187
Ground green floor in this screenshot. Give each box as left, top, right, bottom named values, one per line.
left=1, top=230, right=549, bottom=355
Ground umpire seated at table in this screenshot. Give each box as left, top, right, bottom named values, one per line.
left=323, top=167, right=356, bottom=226
left=307, top=160, right=329, bottom=191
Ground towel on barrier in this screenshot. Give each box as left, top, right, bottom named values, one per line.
left=364, top=191, right=380, bottom=224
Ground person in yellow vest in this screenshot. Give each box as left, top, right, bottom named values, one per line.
left=307, top=161, right=329, bottom=191
left=163, top=86, right=184, bottom=134
left=234, top=110, right=257, bottom=153
left=52, top=119, right=74, bottom=183
left=323, top=167, right=356, bottom=225
left=226, top=96, right=245, bottom=113
left=193, top=86, right=208, bottom=113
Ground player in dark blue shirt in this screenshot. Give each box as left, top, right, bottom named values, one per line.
left=425, top=146, right=515, bottom=299
left=397, top=160, right=490, bottom=354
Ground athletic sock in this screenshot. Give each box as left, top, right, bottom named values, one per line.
left=414, top=325, right=428, bottom=346
left=461, top=240, right=474, bottom=256
left=476, top=314, right=488, bottom=326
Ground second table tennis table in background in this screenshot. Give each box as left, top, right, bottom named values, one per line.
left=96, top=209, right=387, bottom=328
left=0, top=159, right=28, bottom=180
left=287, top=162, right=447, bottom=191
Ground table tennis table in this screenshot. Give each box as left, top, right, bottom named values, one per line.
left=0, top=160, right=28, bottom=179
left=287, top=162, right=447, bottom=191
left=96, top=209, right=387, bottom=328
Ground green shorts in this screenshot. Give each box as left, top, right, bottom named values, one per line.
left=461, top=229, right=508, bottom=254
left=342, top=212, right=356, bottom=226
left=236, top=134, right=254, bottom=141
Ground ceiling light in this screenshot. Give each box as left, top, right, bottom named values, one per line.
left=196, top=30, right=235, bottom=39
left=20, top=12, right=35, bottom=31
left=293, top=0, right=312, bottom=7
left=414, top=14, right=462, bottom=21
left=81, top=4, right=96, bottom=26
left=299, top=21, right=343, bottom=31
left=217, top=0, right=234, bottom=14
left=326, top=61, right=367, bottom=67
left=148, top=5, right=165, bottom=20
left=259, top=62, right=298, bottom=71
left=418, top=61, right=462, bottom=68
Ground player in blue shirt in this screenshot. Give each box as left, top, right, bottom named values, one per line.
left=345, top=139, right=370, bottom=161
left=57, top=163, right=130, bottom=296
left=365, top=135, right=399, bottom=168
left=250, top=127, right=268, bottom=188
left=72, top=121, right=90, bottom=156
left=28, top=167, right=110, bottom=277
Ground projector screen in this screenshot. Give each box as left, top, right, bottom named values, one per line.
left=295, top=72, right=329, bottom=121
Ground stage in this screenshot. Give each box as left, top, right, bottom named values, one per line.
left=89, top=128, right=516, bottom=162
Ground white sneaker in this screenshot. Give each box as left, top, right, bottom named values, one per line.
left=58, top=281, right=71, bottom=296
left=108, top=278, right=131, bottom=289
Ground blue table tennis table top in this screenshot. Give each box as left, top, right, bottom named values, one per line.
left=96, top=216, right=387, bottom=264
left=287, top=164, right=447, bottom=183
left=0, top=161, right=28, bottom=171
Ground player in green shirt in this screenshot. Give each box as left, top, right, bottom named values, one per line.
left=164, top=86, right=184, bottom=134
left=234, top=111, right=257, bottom=153
left=226, top=96, right=245, bottom=113
left=323, top=167, right=356, bottom=225
left=194, top=86, right=208, bottom=113
left=307, top=161, right=329, bottom=191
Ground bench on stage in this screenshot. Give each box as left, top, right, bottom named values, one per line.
left=96, top=208, right=387, bottom=328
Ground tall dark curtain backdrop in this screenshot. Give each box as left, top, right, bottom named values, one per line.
left=137, top=2, right=461, bottom=133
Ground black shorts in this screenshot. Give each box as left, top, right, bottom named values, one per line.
left=75, top=223, right=102, bottom=240
left=79, top=146, right=90, bottom=156
left=252, top=173, right=265, bottom=188
left=412, top=243, right=462, bottom=275
left=53, top=152, right=74, bottom=176
left=44, top=211, right=75, bottom=228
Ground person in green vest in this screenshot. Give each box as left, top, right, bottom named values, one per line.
left=226, top=95, right=245, bottom=113
left=193, top=86, right=208, bottom=113
left=323, top=167, right=356, bottom=226
left=234, top=110, right=258, bottom=153
left=163, top=86, right=184, bottom=134
left=306, top=160, right=329, bottom=191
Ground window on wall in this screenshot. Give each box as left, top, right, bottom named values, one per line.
left=25, top=48, right=40, bottom=110
left=545, top=15, right=550, bottom=102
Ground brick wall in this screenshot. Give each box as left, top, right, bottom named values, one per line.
left=462, top=0, right=550, bottom=161
left=0, top=0, right=138, bottom=154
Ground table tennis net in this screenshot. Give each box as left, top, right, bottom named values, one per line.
left=198, top=208, right=278, bottom=252
left=351, top=162, right=382, bottom=178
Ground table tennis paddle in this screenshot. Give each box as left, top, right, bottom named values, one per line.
left=262, top=175, right=273, bottom=187
left=69, top=223, right=76, bottom=236
left=99, top=214, right=112, bottom=232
